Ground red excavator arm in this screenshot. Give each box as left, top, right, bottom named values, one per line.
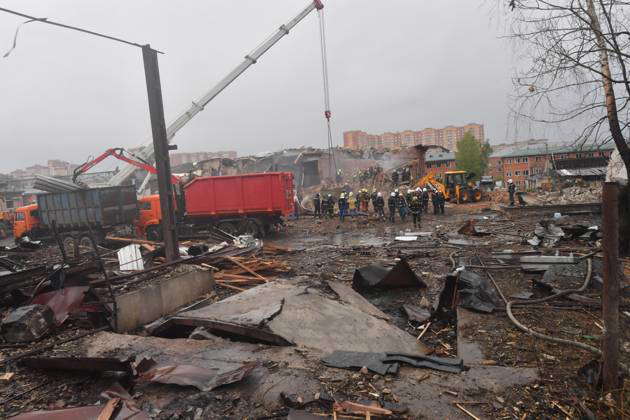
left=73, top=148, right=180, bottom=185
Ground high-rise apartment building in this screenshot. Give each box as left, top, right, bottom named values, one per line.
left=343, top=123, right=485, bottom=152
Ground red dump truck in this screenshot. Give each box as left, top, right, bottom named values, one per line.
left=137, top=172, right=294, bottom=239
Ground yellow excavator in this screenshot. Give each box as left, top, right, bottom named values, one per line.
left=417, top=170, right=482, bottom=203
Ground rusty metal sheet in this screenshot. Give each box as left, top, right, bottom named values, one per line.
left=31, top=286, right=89, bottom=325
left=137, top=361, right=258, bottom=391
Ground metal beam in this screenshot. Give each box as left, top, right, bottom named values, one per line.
left=602, top=182, right=620, bottom=393
left=141, top=45, right=179, bottom=262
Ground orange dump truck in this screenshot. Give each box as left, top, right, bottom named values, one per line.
left=137, top=172, right=294, bottom=240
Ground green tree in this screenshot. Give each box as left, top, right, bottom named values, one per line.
left=454, top=133, right=491, bottom=179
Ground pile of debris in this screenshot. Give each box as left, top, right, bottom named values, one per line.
left=531, top=185, right=602, bottom=205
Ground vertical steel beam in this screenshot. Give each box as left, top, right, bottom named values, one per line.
left=142, top=45, right=179, bottom=262
left=602, top=181, right=620, bottom=393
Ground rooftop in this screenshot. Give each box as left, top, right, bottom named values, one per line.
left=425, top=150, right=455, bottom=162
left=495, top=142, right=615, bottom=158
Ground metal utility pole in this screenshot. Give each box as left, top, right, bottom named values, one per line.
left=142, top=45, right=179, bottom=262
left=602, top=181, right=620, bottom=394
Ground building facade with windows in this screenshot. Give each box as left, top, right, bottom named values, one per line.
left=418, top=143, right=614, bottom=187
left=343, top=123, right=485, bottom=152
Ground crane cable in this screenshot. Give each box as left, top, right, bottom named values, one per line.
left=317, top=7, right=337, bottom=179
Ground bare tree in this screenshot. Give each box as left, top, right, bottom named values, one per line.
left=504, top=0, right=630, bottom=181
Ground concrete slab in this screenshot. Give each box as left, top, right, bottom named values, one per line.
left=115, top=269, right=213, bottom=332
left=178, top=279, right=427, bottom=354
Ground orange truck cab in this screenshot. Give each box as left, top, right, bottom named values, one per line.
left=136, top=195, right=162, bottom=240
left=13, top=204, right=40, bottom=240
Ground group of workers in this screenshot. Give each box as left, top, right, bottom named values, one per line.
left=312, top=187, right=446, bottom=228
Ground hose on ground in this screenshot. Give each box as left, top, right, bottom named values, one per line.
left=505, top=258, right=630, bottom=374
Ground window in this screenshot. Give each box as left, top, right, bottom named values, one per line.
left=139, top=201, right=152, bottom=210
left=506, top=172, right=512, bottom=177
left=524, top=170, right=529, bottom=176
left=523, top=157, right=528, bottom=163
left=515, top=171, right=521, bottom=176
left=15, top=212, right=25, bottom=221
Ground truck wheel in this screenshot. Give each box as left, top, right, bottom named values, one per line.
left=146, top=226, right=162, bottom=242
left=473, top=190, right=482, bottom=202
left=62, top=236, right=77, bottom=259
left=239, top=220, right=260, bottom=238
left=461, top=190, right=470, bottom=203
left=78, top=235, right=95, bottom=254
left=217, top=221, right=238, bottom=237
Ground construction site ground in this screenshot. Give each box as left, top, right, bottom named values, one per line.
left=1, top=201, right=628, bottom=419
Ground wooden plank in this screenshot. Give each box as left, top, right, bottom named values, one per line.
left=106, top=236, right=161, bottom=246
left=224, top=256, right=267, bottom=282
left=215, top=281, right=246, bottom=292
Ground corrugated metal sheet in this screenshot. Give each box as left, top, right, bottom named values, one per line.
left=556, top=167, right=606, bottom=177
left=117, top=244, right=144, bottom=271
left=36, top=186, right=138, bottom=229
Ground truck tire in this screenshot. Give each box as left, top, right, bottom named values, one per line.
left=239, top=219, right=261, bottom=238
left=78, top=235, right=95, bottom=254
left=473, top=189, right=482, bottom=202
left=216, top=221, right=238, bottom=237
left=146, top=226, right=162, bottom=242
left=461, top=190, right=470, bottom=203
left=62, top=236, right=78, bottom=259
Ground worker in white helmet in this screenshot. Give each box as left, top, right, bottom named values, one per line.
left=388, top=192, right=397, bottom=223
left=507, top=179, right=516, bottom=206
left=374, top=192, right=385, bottom=220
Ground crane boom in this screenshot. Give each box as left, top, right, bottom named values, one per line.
left=108, top=0, right=324, bottom=188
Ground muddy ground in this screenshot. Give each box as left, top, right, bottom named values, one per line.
left=1, top=202, right=629, bottom=419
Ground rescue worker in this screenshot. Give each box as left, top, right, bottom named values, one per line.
left=392, top=171, right=399, bottom=185
left=374, top=192, right=385, bottom=220
left=387, top=192, right=397, bottom=223
left=507, top=179, right=516, bottom=207
left=360, top=189, right=370, bottom=213
left=396, top=190, right=408, bottom=222
left=326, top=194, right=335, bottom=218
left=348, top=192, right=356, bottom=215
left=409, top=196, right=422, bottom=228
left=313, top=193, right=321, bottom=218
left=421, top=188, right=430, bottom=214
left=405, top=187, right=414, bottom=204
left=432, top=190, right=440, bottom=215
left=338, top=193, right=347, bottom=222
left=370, top=189, right=378, bottom=214
left=437, top=190, right=446, bottom=215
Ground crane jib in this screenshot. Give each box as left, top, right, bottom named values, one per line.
left=108, top=0, right=326, bottom=189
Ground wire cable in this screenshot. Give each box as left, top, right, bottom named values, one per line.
left=0, top=6, right=162, bottom=53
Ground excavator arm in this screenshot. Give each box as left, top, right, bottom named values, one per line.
left=73, top=148, right=180, bottom=185
left=417, top=173, right=446, bottom=195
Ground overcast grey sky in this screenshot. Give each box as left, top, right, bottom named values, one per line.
left=0, top=0, right=552, bottom=172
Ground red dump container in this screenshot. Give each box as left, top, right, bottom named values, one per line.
left=184, top=172, right=294, bottom=218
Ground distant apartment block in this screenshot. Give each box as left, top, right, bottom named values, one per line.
left=170, top=151, right=238, bottom=167
left=344, top=123, right=485, bottom=152
left=9, top=160, right=78, bottom=179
